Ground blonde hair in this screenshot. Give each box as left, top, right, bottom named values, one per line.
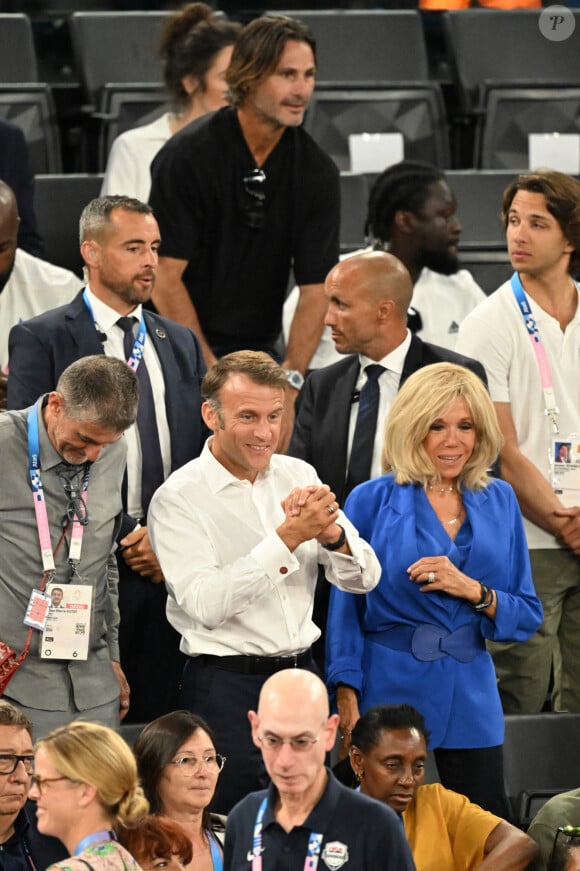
left=382, top=363, right=502, bottom=491
left=36, top=721, right=149, bottom=825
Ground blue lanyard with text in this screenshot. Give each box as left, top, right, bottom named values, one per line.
left=510, top=272, right=559, bottom=434
left=251, top=797, right=323, bottom=870
left=28, top=400, right=89, bottom=571
left=82, top=289, right=147, bottom=372
left=74, top=830, right=117, bottom=856
left=209, top=832, right=223, bottom=871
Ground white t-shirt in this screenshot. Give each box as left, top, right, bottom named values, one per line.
left=1, top=248, right=82, bottom=371
left=411, top=266, right=487, bottom=350
left=456, top=278, right=580, bottom=549
left=101, top=112, right=172, bottom=202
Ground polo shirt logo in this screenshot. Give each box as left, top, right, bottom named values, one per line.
left=321, top=841, right=349, bottom=869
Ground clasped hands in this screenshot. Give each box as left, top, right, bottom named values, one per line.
left=277, top=484, right=342, bottom=551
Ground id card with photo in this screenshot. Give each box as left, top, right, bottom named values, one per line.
left=551, top=434, right=580, bottom=507
left=40, top=583, right=92, bottom=660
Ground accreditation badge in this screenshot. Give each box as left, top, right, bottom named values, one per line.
left=551, top=433, right=580, bottom=507
left=40, top=583, right=92, bottom=660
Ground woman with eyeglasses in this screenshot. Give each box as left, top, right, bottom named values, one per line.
left=29, top=720, right=149, bottom=871
left=134, top=711, right=225, bottom=871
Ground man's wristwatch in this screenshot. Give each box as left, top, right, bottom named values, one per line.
left=286, top=369, right=304, bottom=391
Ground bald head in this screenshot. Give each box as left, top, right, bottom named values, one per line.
left=324, top=251, right=412, bottom=360
left=258, top=669, right=330, bottom=722
left=249, top=670, right=338, bottom=803
left=329, top=251, right=413, bottom=316
left=0, top=181, right=19, bottom=287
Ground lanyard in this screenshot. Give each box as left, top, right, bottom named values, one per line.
left=28, top=400, right=89, bottom=572
left=22, top=836, right=39, bottom=871
left=209, top=832, right=223, bottom=871
left=82, top=289, right=147, bottom=372
left=510, top=272, right=560, bottom=434
left=74, top=830, right=117, bottom=856
left=251, top=797, right=323, bottom=870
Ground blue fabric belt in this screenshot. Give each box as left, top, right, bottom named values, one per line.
left=369, top=623, right=485, bottom=663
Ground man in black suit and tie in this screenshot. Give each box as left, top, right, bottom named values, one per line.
left=7, top=195, right=208, bottom=722
left=289, top=250, right=486, bottom=665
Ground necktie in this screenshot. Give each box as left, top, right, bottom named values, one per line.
left=345, top=364, right=386, bottom=496
left=117, top=316, right=164, bottom=516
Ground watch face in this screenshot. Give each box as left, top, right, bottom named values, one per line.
left=287, top=370, right=304, bottom=390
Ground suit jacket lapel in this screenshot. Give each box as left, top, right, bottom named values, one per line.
left=400, top=334, right=425, bottom=388
left=64, top=290, right=105, bottom=357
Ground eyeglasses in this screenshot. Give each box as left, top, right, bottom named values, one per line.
left=550, top=826, right=580, bottom=868
left=29, top=775, right=73, bottom=794
left=258, top=734, right=320, bottom=753
left=243, top=168, right=266, bottom=229
left=0, top=754, right=35, bottom=775
left=58, top=467, right=89, bottom=527
left=167, top=754, right=226, bottom=775
left=64, top=491, right=89, bottom=526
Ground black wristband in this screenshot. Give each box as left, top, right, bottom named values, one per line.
left=474, top=586, right=494, bottom=611
left=322, top=524, right=346, bottom=551
left=475, top=583, right=489, bottom=607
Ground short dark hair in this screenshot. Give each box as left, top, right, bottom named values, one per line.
left=0, top=700, right=33, bottom=737
left=79, top=196, right=153, bottom=244
left=501, top=170, right=580, bottom=276
left=226, top=15, right=316, bottom=108
left=160, top=3, right=240, bottom=109
left=202, top=350, right=288, bottom=423
left=134, top=711, right=218, bottom=832
left=351, top=704, right=431, bottom=754
left=366, top=160, right=446, bottom=244
left=56, top=355, right=139, bottom=433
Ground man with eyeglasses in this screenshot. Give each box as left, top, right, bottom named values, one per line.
left=0, top=355, right=139, bottom=740
left=224, top=669, right=414, bottom=870
left=0, top=700, right=66, bottom=870
left=149, top=15, right=339, bottom=451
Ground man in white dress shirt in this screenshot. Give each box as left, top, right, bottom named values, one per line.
left=148, top=350, right=380, bottom=814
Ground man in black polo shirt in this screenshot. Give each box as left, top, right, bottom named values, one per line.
left=149, top=15, right=339, bottom=449
left=224, top=670, right=415, bottom=871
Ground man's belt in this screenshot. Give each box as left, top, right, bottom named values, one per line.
left=369, top=623, right=484, bottom=663
left=195, top=649, right=313, bottom=676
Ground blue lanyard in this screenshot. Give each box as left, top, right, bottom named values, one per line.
left=209, top=832, right=223, bottom=871
left=82, top=289, right=148, bottom=372
left=28, top=399, right=90, bottom=573
left=74, top=830, right=116, bottom=856
left=510, top=272, right=560, bottom=433
left=251, top=797, right=323, bottom=870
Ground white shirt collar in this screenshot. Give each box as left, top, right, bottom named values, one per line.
left=84, top=285, right=143, bottom=333
left=358, top=329, right=412, bottom=377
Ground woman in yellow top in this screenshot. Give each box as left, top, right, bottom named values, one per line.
left=349, top=705, right=538, bottom=871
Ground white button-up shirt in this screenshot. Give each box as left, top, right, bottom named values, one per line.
left=148, top=441, right=380, bottom=657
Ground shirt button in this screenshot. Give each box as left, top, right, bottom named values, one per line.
left=279, top=566, right=288, bottom=574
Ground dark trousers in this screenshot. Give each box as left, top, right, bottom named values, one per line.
left=178, top=653, right=317, bottom=814
left=434, top=744, right=511, bottom=819
left=118, top=559, right=185, bottom=723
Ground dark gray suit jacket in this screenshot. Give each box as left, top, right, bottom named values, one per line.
left=289, top=334, right=487, bottom=507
